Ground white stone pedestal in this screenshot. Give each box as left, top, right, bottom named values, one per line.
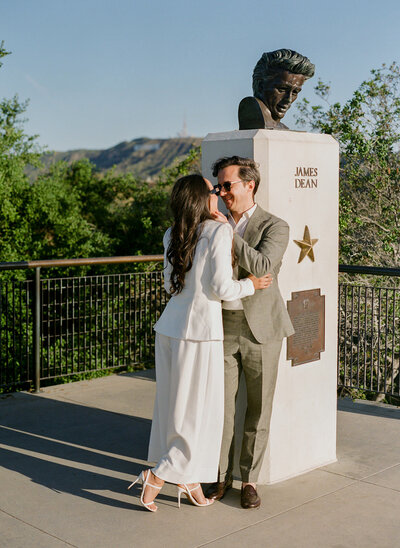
left=202, top=129, right=339, bottom=484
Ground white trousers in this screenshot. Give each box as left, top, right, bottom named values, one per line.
left=148, top=333, right=224, bottom=484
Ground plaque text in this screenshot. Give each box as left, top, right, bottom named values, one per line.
left=287, top=288, right=325, bottom=366
left=294, top=166, right=318, bottom=188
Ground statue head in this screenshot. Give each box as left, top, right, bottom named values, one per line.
left=252, top=49, right=315, bottom=122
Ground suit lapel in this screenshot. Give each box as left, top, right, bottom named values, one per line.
left=243, top=205, right=269, bottom=246
left=238, top=205, right=270, bottom=277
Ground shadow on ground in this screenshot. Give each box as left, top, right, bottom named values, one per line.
left=0, top=392, right=172, bottom=509
left=337, top=397, right=400, bottom=420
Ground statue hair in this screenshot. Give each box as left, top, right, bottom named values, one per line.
left=252, top=49, right=315, bottom=99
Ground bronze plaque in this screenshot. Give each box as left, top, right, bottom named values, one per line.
left=287, top=288, right=325, bottom=366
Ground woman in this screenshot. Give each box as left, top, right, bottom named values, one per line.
left=128, top=174, right=271, bottom=511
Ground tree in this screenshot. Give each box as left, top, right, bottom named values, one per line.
left=296, top=65, right=400, bottom=403
left=0, top=41, right=10, bottom=68
left=0, top=42, right=41, bottom=267
left=47, top=146, right=201, bottom=260
left=1, top=42, right=201, bottom=272
left=125, top=146, right=201, bottom=256
left=295, top=63, right=400, bottom=267
left=0, top=42, right=202, bottom=391
left=0, top=44, right=112, bottom=277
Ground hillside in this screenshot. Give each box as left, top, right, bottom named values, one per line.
left=40, top=137, right=202, bottom=180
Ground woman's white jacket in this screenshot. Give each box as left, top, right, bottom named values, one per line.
left=154, top=220, right=254, bottom=341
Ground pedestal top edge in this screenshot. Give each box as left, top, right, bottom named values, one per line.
left=202, top=129, right=338, bottom=145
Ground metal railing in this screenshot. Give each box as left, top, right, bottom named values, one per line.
left=338, top=265, right=400, bottom=397
left=1, top=259, right=399, bottom=397
left=0, top=256, right=164, bottom=392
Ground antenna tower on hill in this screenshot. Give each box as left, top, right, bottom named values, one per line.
left=178, top=113, right=188, bottom=137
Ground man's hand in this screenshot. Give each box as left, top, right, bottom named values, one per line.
left=248, top=273, right=273, bottom=290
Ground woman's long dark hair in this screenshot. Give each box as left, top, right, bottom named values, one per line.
left=167, top=174, right=213, bottom=294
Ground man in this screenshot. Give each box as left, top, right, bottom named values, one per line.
left=206, top=156, right=294, bottom=508
left=238, top=48, right=315, bottom=130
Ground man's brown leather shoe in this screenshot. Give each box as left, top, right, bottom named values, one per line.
left=241, top=484, right=261, bottom=509
left=205, top=477, right=233, bottom=501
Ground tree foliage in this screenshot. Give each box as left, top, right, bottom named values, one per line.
left=296, top=64, right=400, bottom=403
left=0, top=42, right=203, bottom=392
left=0, top=42, right=200, bottom=279
left=296, top=63, right=400, bottom=266
left=40, top=147, right=200, bottom=261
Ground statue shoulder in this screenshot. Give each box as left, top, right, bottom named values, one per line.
left=238, top=96, right=289, bottom=130
left=238, top=97, right=266, bottom=130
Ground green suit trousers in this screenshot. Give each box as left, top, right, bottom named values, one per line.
left=219, top=309, right=283, bottom=483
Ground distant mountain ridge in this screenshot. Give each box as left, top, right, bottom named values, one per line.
left=41, top=136, right=202, bottom=180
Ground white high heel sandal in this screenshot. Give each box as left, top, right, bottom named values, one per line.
left=177, top=483, right=214, bottom=508
left=128, top=470, right=162, bottom=512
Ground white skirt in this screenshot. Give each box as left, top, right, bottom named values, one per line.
left=147, top=333, right=224, bottom=484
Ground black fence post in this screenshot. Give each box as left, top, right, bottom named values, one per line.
left=33, top=267, right=41, bottom=393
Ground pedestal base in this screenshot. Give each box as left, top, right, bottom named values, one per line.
left=202, top=129, right=339, bottom=484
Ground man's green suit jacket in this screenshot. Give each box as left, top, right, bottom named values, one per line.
left=233, top=204, right=295, bottom=343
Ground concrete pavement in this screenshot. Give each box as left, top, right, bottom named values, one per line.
left=1, top=370, right=399, bottom=548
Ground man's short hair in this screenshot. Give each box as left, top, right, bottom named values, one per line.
left=253, top=49, right=315, bottom=99
left=212, top=156, right=260, bottom=195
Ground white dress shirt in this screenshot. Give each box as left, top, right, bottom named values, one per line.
left=222, top=203, right=257, bottom=310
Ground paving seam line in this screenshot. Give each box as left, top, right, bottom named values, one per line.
left=359, top=461, right=400, bottom=481
left=359, top=479, right=400, bottom=494
left=0, top=507, right=79, bottom=547
left=358, top=462, right=400, bottom=493
left=320, top=461, right=400, bottom=482
left=195, top=480, right=359, bottom=547
left=318, top=468, right=359, bottom=479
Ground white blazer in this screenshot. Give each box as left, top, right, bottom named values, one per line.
left=154, top=220, right=254, bottom=341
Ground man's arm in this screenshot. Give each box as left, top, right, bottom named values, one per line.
left=234, top=219, right=289, bottom=277
left=209, top=223, right=255, bottom=301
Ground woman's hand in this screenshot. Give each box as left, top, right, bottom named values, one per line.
left=212, top=211, right=229, bottom=223
left=248, top=273, right=273, bottom=290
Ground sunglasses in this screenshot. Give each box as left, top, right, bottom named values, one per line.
left=212, top=180, right=243, bottom=196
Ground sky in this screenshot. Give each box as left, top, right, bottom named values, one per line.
left=1, top=0, right=400, bottom=151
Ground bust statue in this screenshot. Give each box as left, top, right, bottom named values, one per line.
left=238, top=49, right=315, bottom=130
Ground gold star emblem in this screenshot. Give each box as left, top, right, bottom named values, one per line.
left=294, top=226, right=318, bottom=263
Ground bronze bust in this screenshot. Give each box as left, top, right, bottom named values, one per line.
left=238, top=49, right=315, bottom=130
